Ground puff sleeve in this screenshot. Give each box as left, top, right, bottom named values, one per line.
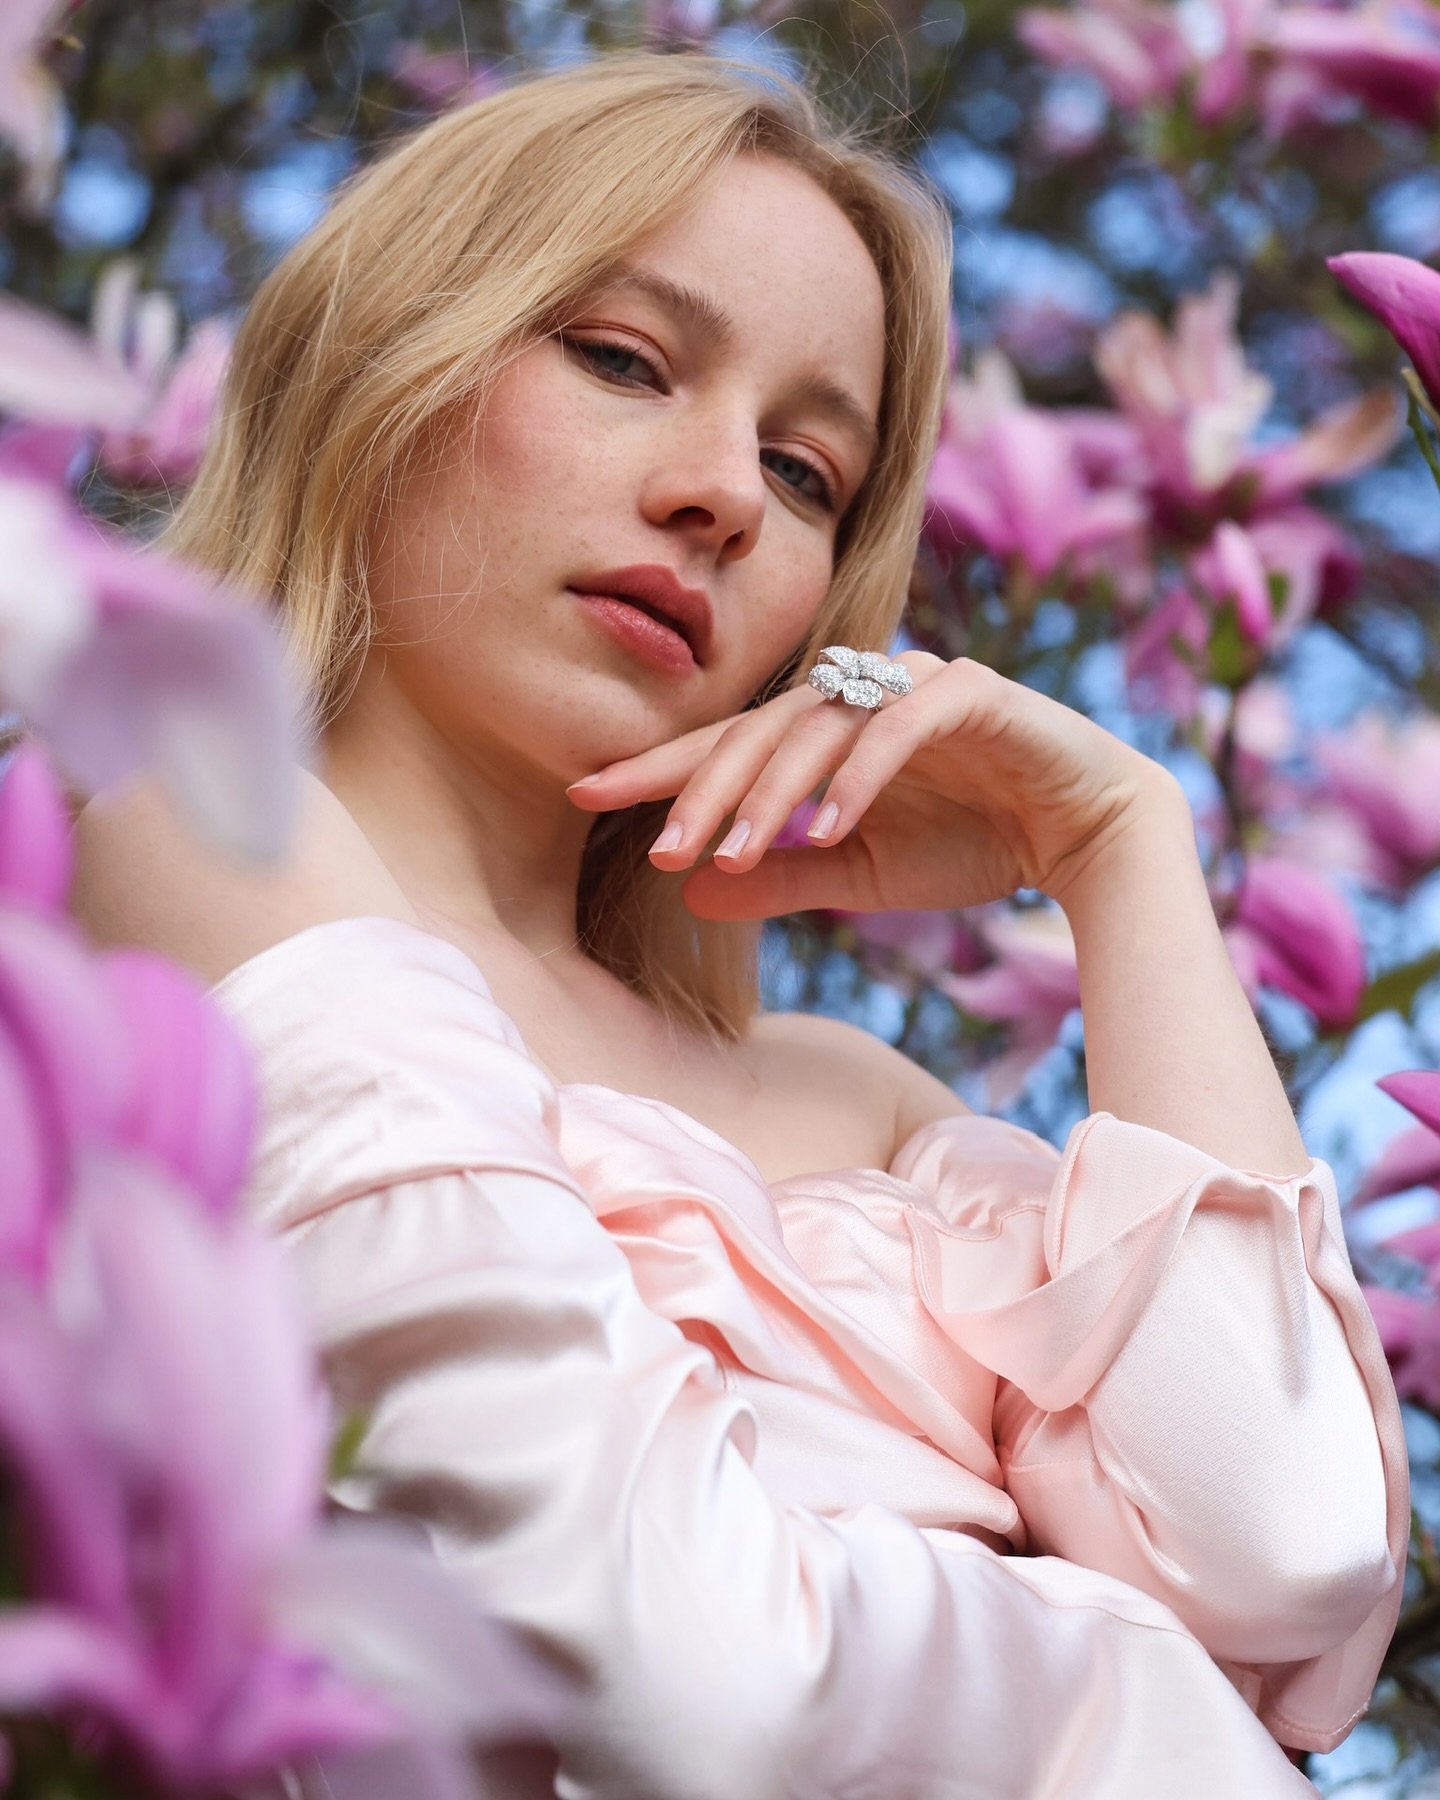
left=892, top=1109, right=1409, bottom=1754
left=212, top=917, right=1321, bottom=1799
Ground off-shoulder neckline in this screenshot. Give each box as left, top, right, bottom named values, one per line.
left=205, top=912, right=992, bottom=1187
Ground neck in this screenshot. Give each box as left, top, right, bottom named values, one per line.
left=317, top=661, right=597, bottom=969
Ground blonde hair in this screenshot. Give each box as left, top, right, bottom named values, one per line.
left=142, top=50, right=956, bottom=1040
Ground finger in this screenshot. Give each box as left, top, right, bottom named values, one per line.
left=657, top=697, right=872, bottom=870
left=677, top=837, right=884, bottom=921
left=710, top=653, right=949, bottom=869
left=565, top=684, right=817, bottom=809
left=802, top=658, right=984, bottom=844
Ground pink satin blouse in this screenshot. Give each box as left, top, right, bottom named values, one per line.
left=210, top=914, right=1409, bottom=1799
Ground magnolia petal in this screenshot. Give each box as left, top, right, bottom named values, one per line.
left=1354, top=1122, right=1440, bottom=1207
left=0, top=1286, right=131, bottom=1618
left=29, top=526, right=307, bottom=861
left=0, top=738, right=72, bottom=913
left=0, top=478, right=96, bottom=710
left=270, top=1517, right=573, bottom=1744
left=1378, top=1070, right=1440, bottom=1140
left=0, top=292, right=149, bottom=431
left=98, top=948, right=258, bottom=1218
left=1329, top=251, right=1440, bottom=413
left=0, top=906, right=131, bottom=1164
left=0, top=1607, right=175, bottom=1744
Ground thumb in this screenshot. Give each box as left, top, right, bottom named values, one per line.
left=678, top=839, right=878, bottom=921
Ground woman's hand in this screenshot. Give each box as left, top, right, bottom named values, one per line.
left=565, top=652, right=1184, bottom=921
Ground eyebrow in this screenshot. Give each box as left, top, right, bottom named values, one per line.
left=586, top=261, right=881, bottom=466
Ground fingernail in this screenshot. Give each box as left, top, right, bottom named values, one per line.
left=716, top=819, right=751, bottom=859
left=568, top=773, right=605, bottom=789
left=650, top=821, right=685, bottom=855
left=807, top=801, right=839, bottom=840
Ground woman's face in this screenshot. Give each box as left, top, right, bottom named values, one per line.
left=361, top=152, right=888, bottom=784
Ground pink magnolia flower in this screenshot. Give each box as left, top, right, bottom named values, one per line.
left=0, top=743, right=257, bottom=1284
left=1251, top=386, right=1402, bottom=505
left=1190, top=517, right=1275, bottom=642
left=1095, top=273, right=1274, bottom=510
left=0, top=287, right=307, bottom=859
left=0, top=745, right=570, bottom=1793
left=1097, top=272, right=1399, bottom=524
left=89, top=260, right=235, bottom=489
left=1358, top=1282, right=1440, bottom=1411
left=1222, top=854, right=1366, bottom=1027
left=0, top=0, right=70, bottom=212
left=1263, top=799, right=1397, bottom=889
left=924, top=349, right=1146, bottom=581
left=0, top=456, right=305, bottom=860
left=1310, top=708, right=1440, bottom=885
left=0, top=290, right=150, bottom=432
left=1328, top=250, right=1440, bottom=414
left=1378, top=1069, right=1440, bottom=1138
left=1263, top=0, right=1440, bottom=132
left=1353, top=1121, right=1440, bottom=1206
left=937, top=904, right=1080, bottom=1106
left=1122, top=582, right=1209, bottom=722
left=0, top=1162, right=566, bottom=1795
left=1018, top=0, right=1194, bottom=111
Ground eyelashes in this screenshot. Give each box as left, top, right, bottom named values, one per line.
left=562, top=334, right=839, bottom=513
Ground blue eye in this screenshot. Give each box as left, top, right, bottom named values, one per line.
left=764, top=449, right=837, bottom=511
left=569, top=338, right=657, bottom=388
left=564, top=335, right=840, bottom=514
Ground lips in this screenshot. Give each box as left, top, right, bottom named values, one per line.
left=568, top=564, right=714, bottom=667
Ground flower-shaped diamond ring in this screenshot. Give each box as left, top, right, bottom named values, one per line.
left=806, top=645, right=914, bottom=711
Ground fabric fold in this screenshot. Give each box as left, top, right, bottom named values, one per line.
left=200, top=913, right=1402, bottom=1789
left=893, top=1107, right=1408, bottom=1749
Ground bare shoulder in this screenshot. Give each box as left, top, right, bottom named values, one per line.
left=750, top=1008, right=972, bottom=1164
left=68, top=764, right=422, bottom=989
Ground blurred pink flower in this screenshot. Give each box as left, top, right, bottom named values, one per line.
left=1310, top=708, right=1440, bottom=885
left=0, top=289, right=150, bottom=431
left=0, top=744, right=256, bottom=1283
left=925, top=349, right=1146, bottom=581
left=1263, top=0, right=1440, bottom=131
left=1243, top=503, right=1362, bottom=623
left=0, top=1164, right=566, bottom=1794
left=0, top=468, right=304, bottom=861
left=1263, top=799, right=1396, bottom=889
left=1222, top=854, right=1366, bottom=1027
left=1122, top=582, right=1209, bottom=722
left=1379, top=1069, right=1440, bottom=1137
left=837, top=908, right=987, bottom=987
left=1329, top=250, right=1440, bottom=414
left=1191, top=518, right=1275, bottom=641
left=86, top=260, right=234, bottom=488
left=97, top=320, right=234, bottom=489
left=937, top=905, right=1080, bottom=1106
left=0, top=745, right=570, bottom=1793
left=1252, top=386, right=1402, bottom=504
left=0, top=0, right=69, bottom=212
left=1353, top=1121, right=1440, bottom=1206
left=1018, top=0, right=1193, bottom=111
left=1095, top=273, right=1274, bottom=508
left=1358, top=1282, right=1440, bottom=1411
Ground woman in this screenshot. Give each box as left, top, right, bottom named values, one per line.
left=70, top=48, right=1407, bottom=1798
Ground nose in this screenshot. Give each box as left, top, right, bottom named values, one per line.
left=639, top=407, right=767, bottom=558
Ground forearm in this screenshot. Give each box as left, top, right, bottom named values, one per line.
left=1053, top=776, right=1311, bottom=1177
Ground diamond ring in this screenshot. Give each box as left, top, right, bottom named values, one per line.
left=806, top=645, right=914, bottom=711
